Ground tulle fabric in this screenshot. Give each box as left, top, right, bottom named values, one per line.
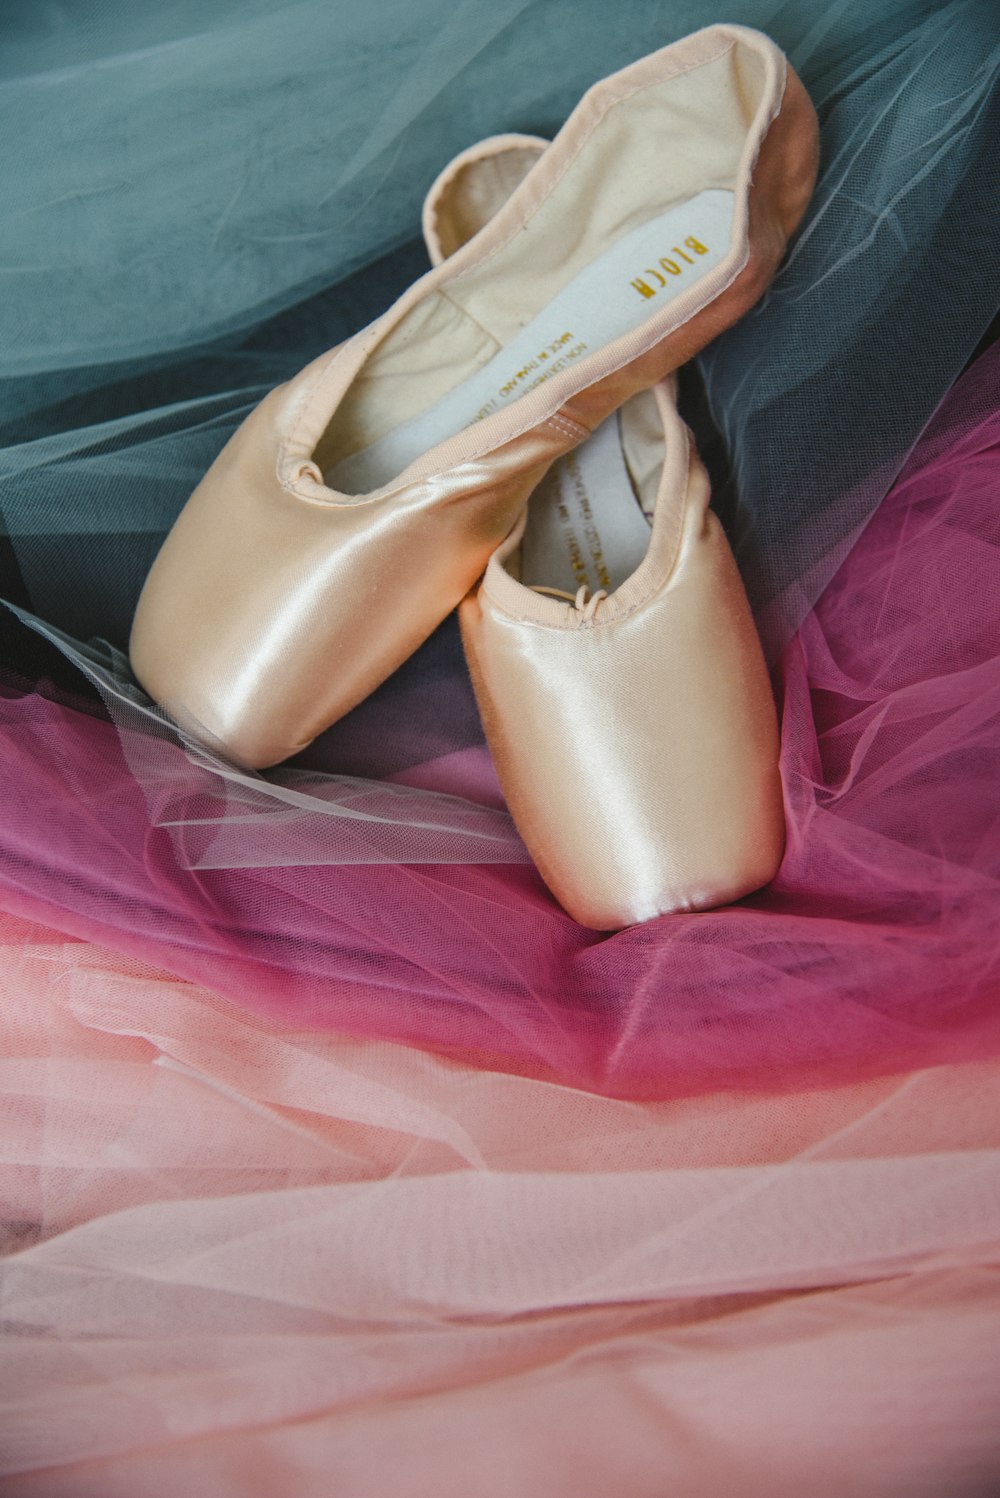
left=2, top=908, right=999, bottom=1497
left=0, top=4, right=997, bottom=1101
left=2, top=341, right=1000, bottom=1096
left=1, top=0, right=997, bottom=656
left=3, top=5, right=999, bottom=1489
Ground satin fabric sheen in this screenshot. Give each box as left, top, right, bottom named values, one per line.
left=128, top=29, right=817, bottom=767
left=461, top=384, right=784, bottom=926
left=2, top=1, right=994, bottom=666
left=1, top=6, right=999, bottom=1487
left=433, top=136, right=783, bottom=925
left=130, top=357, right=568, bottom=766
left=4, top=335, right=999, bottom=1096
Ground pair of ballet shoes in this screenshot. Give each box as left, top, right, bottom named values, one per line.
left=130, top=24, right=819, bottom=926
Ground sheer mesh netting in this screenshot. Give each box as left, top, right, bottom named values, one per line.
left=1, top=0, right=997, bottom=655
left=1, top=337, right=998, bottom=1097
left=2, top=2, right=1000, bottom=1491
left=1, top=911, right=999, bottom=1495
left=0, top=0, right=998, bottom=1096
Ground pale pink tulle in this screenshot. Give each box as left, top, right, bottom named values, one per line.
left=1, top=348, right=999, bottom=1097
left=1, top=908, right=998, bottom=1496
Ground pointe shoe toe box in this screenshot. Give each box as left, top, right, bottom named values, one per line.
left=461, top=481, right=785, bottom=930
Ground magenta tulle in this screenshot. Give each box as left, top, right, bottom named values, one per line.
left=1, top=346, right=999, bottom=1098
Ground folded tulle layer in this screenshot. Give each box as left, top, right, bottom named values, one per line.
left=2, top=2, right=997, bottom=660
left=2, top=5, right=998, bottom=1490
left=2, top=345, right=1000, bottom=1095
left=1, top=913, right=998, bottom=1495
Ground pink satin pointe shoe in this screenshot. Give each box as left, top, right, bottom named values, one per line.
left=129, top=24, right=818, bottom=769
left=422, top=132, right=792, bottom=927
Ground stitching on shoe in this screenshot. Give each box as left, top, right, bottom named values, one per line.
left=283, top=33, right=783, bottom=499
left=281, top=37, right=741, bottom=472
left=483, top=427, right=696, bottom=631
left=454, top=39, right=737, bottom=285
left=545, top=413, right=589, bottom=440
left=406, top=46, right=784, bottom=485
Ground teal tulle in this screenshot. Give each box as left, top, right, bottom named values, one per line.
left=0, top=0, right=998, bottom=828
left=2, top=13, right=1000, bottom=1489
left=1, top=0, right=997, bottom=650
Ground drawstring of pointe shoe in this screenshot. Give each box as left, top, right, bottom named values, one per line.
left=530, top=583, right=608, bottom=621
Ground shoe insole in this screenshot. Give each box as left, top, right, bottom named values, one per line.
left=520, top=410, right=652, bottom=597
left=330, top=188, right=733, bottom=493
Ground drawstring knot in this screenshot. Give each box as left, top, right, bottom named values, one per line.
left=530, top=583, right=608, bottom=621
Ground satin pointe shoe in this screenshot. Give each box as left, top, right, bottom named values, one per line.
left=461, top=386, right=787, bottom=928
left=129, top=24, right=818, bottom=769
left=422, top=133, right=792, bottom=927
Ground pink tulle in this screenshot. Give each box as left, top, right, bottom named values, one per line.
left=1, top=347, right=999, bottom=1097
left=1, top=908, right=999, bottom=1496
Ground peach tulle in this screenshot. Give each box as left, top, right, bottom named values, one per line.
left=2, top=908, right=999, bottom=1496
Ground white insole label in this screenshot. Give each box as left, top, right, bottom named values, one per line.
left=521, top=412, right=652, bottom=597
left=331, top=188, right=733, bottom=492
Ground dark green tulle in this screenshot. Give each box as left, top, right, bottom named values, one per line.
left=0, top=0, right=997, bottom=766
